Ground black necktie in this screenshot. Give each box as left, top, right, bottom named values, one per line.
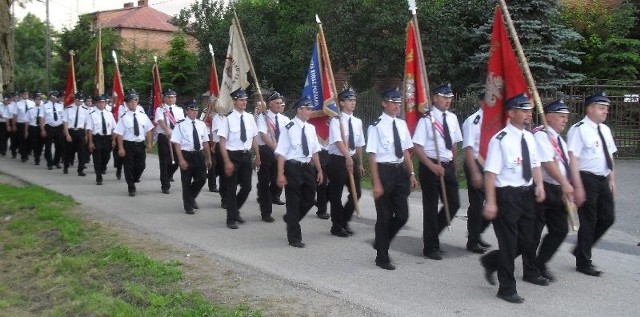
left=240, top=114, right=247, bottom=142
left=597, top=125, right=613, bottom=171
left=557, top=136, right=570, bottom=179
left=442, top=112, right=452, bottom=150
left=193, top=121, right=200, bottom=151
left=301, top=125, right=309, bottom=156
left=24, top=101, right=27, bottom=113
left=73, top=106, right=79, bottom=128
left=53, top=104, right=58, bottom=121
left=133, top=113, right=140, bottom=136
left=101, top=111, right=107, bottom=135
left=521, top=134, right=532, bottom=182
left=36, top=107, right=40, bottom=121
left=169, top=107, right=175, bottom=130
left=348, top=117, right=355, bottom=151
left=274, top=114, right=280, bottom=141
left=393, top=119, right=403, bottom=159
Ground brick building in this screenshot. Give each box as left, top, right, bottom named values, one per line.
left=87, top=0, right=197, bottom=55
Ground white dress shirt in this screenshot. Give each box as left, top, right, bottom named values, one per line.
left=88, top=109, right=117, bottom=136
left=171, top=118, right=210, bottom=151
left=275, top=116, right=322, bottom=163
left=327, top=112, right=365, bottom=156
left=412, top=107, right=462, bottom=162
left=534, top=126, right=569, bottom=185
left=365, top=113, right=413, bottom=163
left=154, top=104, right=185, bottom=134
left=114, top=109, right=154, bottom=142
left=462, top=108, right=483, bottom=159
left=567, top=116, right=616, bottom=177
left=256, top=110, right=290, bottom=146
left=217, top=109, right=258, bottom=151
left=484, top=123, right=540, bottom=187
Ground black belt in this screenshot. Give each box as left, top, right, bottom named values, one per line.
left=287, top=160, right=312, bottom=167
left=543, top=182, right=561, bottom=189
left=123, top=140, right=144, bottom=144
left=228, top=149, right=251, bottom=154
left=378, top=162, right=404, bottom=168
left=429, top=158, right=453, bottom=166
left=580, top=171, right=607, bottom=180
left=499, top=185, right=533, bottom=192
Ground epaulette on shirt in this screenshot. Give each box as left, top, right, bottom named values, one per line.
left=285, top=121, right=294, bottom=130
left=421, top=112, right=430, bottom=118
left=372, top=118, right=381, bottom=126
left=225, top=111, right=233, bottom=116
left=82, top=106, right=89, bottom=110
left=496, top=131, right=507, bottom=140
left=137, top=110, right=146, bottom=114
left=90, top=110, right=96, bottom=114
left=574, top=121, right=584, bottom=127
left=176, top=119, right=185, bottom=124
left=120, top=113, right=126, bottom=119
left=473, top=115, right=481, bottom=124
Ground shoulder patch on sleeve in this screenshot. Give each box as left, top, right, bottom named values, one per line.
left=285, top=121, right=294, bottom=130
left=473, top=115, right=480, bottom=124
left=372, top=118, right=381, bottom=126
left=496, top=131, right=507, bottom=140
left=574, top=121, right=584, bottom=127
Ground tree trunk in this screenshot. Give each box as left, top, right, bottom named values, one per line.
left=0, top=0, right=14, bottom=92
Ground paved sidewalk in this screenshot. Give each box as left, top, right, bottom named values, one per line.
left=1, top=154, right=639, bottom=316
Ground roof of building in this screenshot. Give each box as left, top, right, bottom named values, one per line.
left=93, top=5, right=178, bottom=33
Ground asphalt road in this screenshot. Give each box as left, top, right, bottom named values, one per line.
left=1, top=154, right=639, bottom=316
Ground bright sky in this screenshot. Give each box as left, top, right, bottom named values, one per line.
left=13, top=0, right=201, bottom=31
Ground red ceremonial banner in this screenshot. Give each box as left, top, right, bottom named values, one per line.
left=403, top=20, right=428, bottom=136
left=479, top=6, right=529, bottom=160
left=112, top=66, right=124, bottom=121
left=63, top=54, right=76, bottom=107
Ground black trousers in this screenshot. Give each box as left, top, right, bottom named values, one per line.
left=207, top=143, right=218, bottom=190
left=64, top=129, right=86, bottom=172
left=28, top=125, right=44, bottom=163
left=44, top=124, right=64, bottom=167
left=328, top=154, right=362, bottom=230
left=9, top=124, right=18, bottom=157
left=180, top=150, right=207, bottom=211
left=464, top=159, right=490, bottom=245
left=92, top=134, right=113, bottom=182
left=522, top=182, right=568, bottom=276
left=374, top=163, right=411, bottom=264
left=315, top=149, right=330, bottom=214
left=257, top=145, right=282, bottom=217
left=113, top=144, right=123, bottom=174
left=158, top=133, right=179, bottom=191
left=0, top=122, right=8, bottom=155
left=575, top=172, right=615, bottom=269
left=224, top=150, right=253, bottom=223
left=419, top=160, right=460, bottom=254
left=123, top=140, right=146, bottom=192
left=284, top=160, right=317, bottom=244
left=481, top=186, right=537, bottom=296
left=16, top=122, right=29, bottom=160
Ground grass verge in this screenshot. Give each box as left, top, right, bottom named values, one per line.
left=0, top=184, right=258, bottom=316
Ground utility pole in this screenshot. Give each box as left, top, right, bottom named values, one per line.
left=45, top=0, right=50, bottom=91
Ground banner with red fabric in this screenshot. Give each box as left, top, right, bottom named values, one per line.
left=63, top=52, right=77, bottom=107
left=479, top=6, right=529, bottom=161
left=403, top=20, right=428, bottom=136
left=151, top=61, right=164, bottom=114
left=111, top=65, right=124, bottom=121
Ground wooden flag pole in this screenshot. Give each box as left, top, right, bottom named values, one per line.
left=70, top=50, right=77, bottom=94
left=316, top=14, right=360, bottom=218
left=202, top=43, right=218, bottom=125
left=408, top=0, right=451, bottom=229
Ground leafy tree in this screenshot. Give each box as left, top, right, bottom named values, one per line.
left=468, top=0, right=584, bottom=92
left=560, top=0, right=639, bottom=81
left=13, top=13, right=55, bottom=91
left=159, top=32, right=199, bottom=98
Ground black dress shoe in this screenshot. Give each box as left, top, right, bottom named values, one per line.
left=523, top=275, right=550, bottom=286
left=497, top=293, right=525, bottom=304
left=48, top=166, right=53, bottom=170
left=96, top=180, right=103, bottom=185
left=192, top=202, right=199, bottom=209
left=116, top=170, right=122, bottom=180
left=478, top=239, right=492, bottom=248
left=424, top=250, right=443, bottom=260
left=162, top=189, right=170, bottom=194
left=540, top=270, right=556, bottom=282
left=316, top=212, right=330, bottom=219
left=209, top=187, right=218, bottom=192
left=262, top=215, right=275, bottom=223
left=78, top=171, right=86, bottom=176
left=289, top=241, right=305, bottom=248
left=55, top=164, right=61, bottom=169
left=576, top=265, right=602, bottom=277
left=236, top=216, right=245, bottom=224
left=227, top=222, right=238, bottom=229
left=466, top=244, right=487, bottom=254
left=185, top=208, right=195, bottom=215
left=344, top=226, right=354, bottom=235
left=376, top=262, right=396, bottom=270
left=63, top=168, right=68, bottom=174
left=331, top=228, right=349, bottom=237
left=221, top=202, right=227, bottom=209
left=272, top=198, right=285, bottom=205
left=480, top=257, right=496, bottom=285
left=128, top=191, right=136, bottom=197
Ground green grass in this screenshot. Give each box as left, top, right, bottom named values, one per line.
left=0, top=184, right=259, bottom=316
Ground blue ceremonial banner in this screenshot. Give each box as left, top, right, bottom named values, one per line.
left=301, top=36, right=339, bottom=140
